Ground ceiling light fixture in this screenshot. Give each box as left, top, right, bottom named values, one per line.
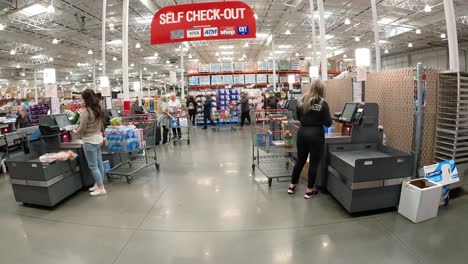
left=416, top=29, right=421, bottom=34
left=188, top=54, right=193, bottom=59
left=307, top=44, right=312, bottom=48
left=344, top=18, right=351, bottom=25
left=154, top=52, right=158, bottom=57
left=384, top=49, right=389, bottom=54
left=215, top=52, right=219, bottom=56
left=130, top=63, right=134, bottom=67
left=144, top=67, right=147, bottom=71
left=354, top=36, right=360, bottom=42
left=295, top=52, right=300, bottom=57
left=109, top=23, right=115, bottom=30
left=48, top=57, right=54, bottom=62
left=424, top=4, right=432, bottom=13
left=47, top=1, right=55, bottom=14
left=166, top=60, right=170, bottom=64
left=343, top=54, right=347, bottom=58
left=408, top=42, right=413, bottom=48
left=441, top=33, right=446, bottom=39
left=82, top=79, right=85, bottom=82
left=66, top=77, right=69, bottom=80
left=113, top=57, right=117, bottom=61
left=244, top=42, right=249, bottom=48
left=88, top=49, right=93, bottom=55
left=16, top=64, right=20, bottom=68
left=285, top=29, right=291, bottom=35
left=219, top=45, right=234, bottom=49
left=0, top=24, right=5, bottom=31
left=254, top=13, right=258, bottom=20
left=135, top=43, right=141, bottom=49
left=10, top=49, right=16, bottom=55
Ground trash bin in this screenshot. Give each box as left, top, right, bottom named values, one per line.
left=398, top=179, right=443, bottom=223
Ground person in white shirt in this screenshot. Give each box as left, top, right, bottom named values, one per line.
left=168, top=93, right=182, bottom=139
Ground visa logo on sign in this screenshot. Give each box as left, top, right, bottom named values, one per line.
left=203, top=27, right=218, bottom=37
left=220, top=27, right=235, bottom=36
left=187, top=28, right=201, bottom=38
left=237, top=26, right=249, bottom=35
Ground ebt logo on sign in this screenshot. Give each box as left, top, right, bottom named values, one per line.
left=220, top=27, right=235, bottom=36
left=187, top=28, right=201, bottom=38
left=237, top=26, right=249, bottom=35
left=203, top=27, right=218, bottom=37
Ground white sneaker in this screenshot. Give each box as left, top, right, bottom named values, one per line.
left=90, top=188, right=107, bottom=196
left=88, top=184, right=98, bottom=192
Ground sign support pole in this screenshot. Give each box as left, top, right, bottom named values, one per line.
left=443, top=0, right=460, bottom=71
left=180, top=46, right=185, bottom=98
left=371, top=0, right=381, bottom=72
left=309, top=0, right=317, bottom=66
left=122, top=0, right=130, bottom=100
left=317, top=0, right=327, bottom=80
left=34, top=70, right=38, bottom=104
left=272, top=36, right=277, bottom=92
left=102, top=0, right=107, bottom=77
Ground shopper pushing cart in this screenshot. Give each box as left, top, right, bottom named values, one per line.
left=168, top=93, right=182, bottom=139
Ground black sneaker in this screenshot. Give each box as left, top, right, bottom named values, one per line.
left=202, top=127, right=207, bottom=130
left=304, top=190, right=319, bottom=199
left=288, top=185, right=296, bottom=194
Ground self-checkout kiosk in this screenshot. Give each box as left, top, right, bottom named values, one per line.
left=325, top=103, right=413, bottom=213
left=7, top=114, right=90, bottom=207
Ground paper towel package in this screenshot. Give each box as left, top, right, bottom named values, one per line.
left=419, top=160, right=460, bottom=206
left=419, top=160, right=459, bottom=186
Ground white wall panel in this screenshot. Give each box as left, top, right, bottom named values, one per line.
left=381, top=48, right=467, bottom=71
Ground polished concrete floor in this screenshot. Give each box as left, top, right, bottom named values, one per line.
left=1, top=128, right=467, bottom=264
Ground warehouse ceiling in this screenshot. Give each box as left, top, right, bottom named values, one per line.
left=1, top=0, right=468, bottom=90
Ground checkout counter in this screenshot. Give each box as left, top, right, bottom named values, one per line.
left=323, top=103, right=413, bottom=213
left=6, top=114, right=93, bottom=207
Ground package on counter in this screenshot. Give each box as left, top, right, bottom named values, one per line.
left=39, top=150, right=77, bottom=162
left=419, top=159, right=460, bottom=206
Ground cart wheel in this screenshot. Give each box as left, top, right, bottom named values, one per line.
left=268, top=178, right=272, bottom=187
left=187, top=139, right=190, bottom=145
left=107, top=175, right=113, bottom=182
left=127, top=177, right=133, bottom=184
left=155, top=163, right=160, bottom=171
left=285, top=162, right=290, bottom=169
left=173, top=141, right=176, bottom=146
left=252, top=164, right=255, bottom=171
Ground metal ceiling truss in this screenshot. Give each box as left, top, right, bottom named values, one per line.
left=13, top=43, right=43, bottom=54
left=8, top=12, right=55, bottom=30
left=381, top=0, right=436, bottom=11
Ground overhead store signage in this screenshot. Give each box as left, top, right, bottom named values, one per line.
left=151, top=1, right=256, bottom=45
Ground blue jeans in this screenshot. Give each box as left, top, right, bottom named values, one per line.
left=203, top=114, right=215, bottom=128
left=83, top=143, right=105, bottom=185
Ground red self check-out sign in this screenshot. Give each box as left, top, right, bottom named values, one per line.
left=150, top=1, right=257, bottom=45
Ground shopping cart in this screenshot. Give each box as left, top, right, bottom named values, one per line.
left=105, top=114, right=160, bottom=183
left=171, top=111, right=191, bottom=145
left=213, top=105, right=239, bottom=131
left=251, top=109, right=298, bottom=187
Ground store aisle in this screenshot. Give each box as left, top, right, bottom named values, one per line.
left=0, top=128, right=467, bottom=264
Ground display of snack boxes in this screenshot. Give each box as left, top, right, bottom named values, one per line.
left=223, top=75, right=234, bottom=85
left=210, top=63, right=221, bottom=73
left=221, top=62, right=233, bottom=72
left=199, top=76, right=211, bottom=86
left=199, top=64, right=210, bottom=73
left=233, top=62, right=244, bottom=72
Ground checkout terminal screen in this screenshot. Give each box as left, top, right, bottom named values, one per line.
left=341, top=103, right=358, bottom=122
left=54, top=114, right=70, bottom=129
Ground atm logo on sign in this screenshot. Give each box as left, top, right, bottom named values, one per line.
left=203, top=27, right=218, bottom=37
left=187, top=28, right=201, bottom=38
left=220, top=27, right=235, bottom=36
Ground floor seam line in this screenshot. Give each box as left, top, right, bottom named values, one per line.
left=376, top=217, right=425, bottom=264
left=136, top=185, right=169, bottom=229
left=111, top=228, right=138, bottom=264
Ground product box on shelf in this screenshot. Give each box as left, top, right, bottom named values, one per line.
left=234, top=75, right=245, bottom=84
left=199, top=76, right=211, bottom=86
left=233, top=62, right=244, bottom=72
left=221, top=62, right=233, bottom=72
left=245, top=74, right=256, bottom=84
left=210, top=63, right=221, bottom=73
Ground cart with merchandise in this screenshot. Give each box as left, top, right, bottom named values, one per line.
left=105, top=114, right=160, bottom=183
left=251, top=109, right=298, bottom=187
left=171, top=111, right=191, bottom=145
left=213, top=102, right=239, bottom=131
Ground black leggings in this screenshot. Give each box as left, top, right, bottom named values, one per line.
left=240, top=111, right=251, bottom=127
left=291, top=126, right=325, bottom=189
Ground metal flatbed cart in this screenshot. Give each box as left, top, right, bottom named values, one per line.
left=251, top=109, right=298, bottom=187
left=171, top=111, right=191, bottom=145
left=213, top=106, right=239, bottom=131
left=105, top=114, right=160, bottom=183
